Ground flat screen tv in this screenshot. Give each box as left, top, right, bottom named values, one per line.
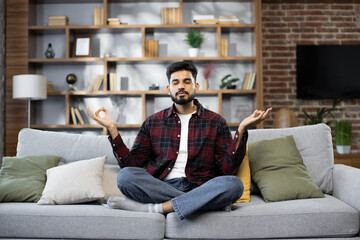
left=296, top=45, right=360, bottom=99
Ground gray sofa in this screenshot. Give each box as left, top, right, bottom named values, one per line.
left=0, top=123, right=359, bottom=239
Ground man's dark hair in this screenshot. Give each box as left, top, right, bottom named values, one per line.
left=166, top=61, right=198, bottom=83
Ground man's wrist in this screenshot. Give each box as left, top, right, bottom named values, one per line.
left=237, top=126, right=247, bottom=136
left=108, top=123, right=119, bottom=139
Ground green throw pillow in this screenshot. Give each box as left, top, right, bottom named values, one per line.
left=249, top=135, right=324, bottom=202
left=0, top=155, right=60, bottom=202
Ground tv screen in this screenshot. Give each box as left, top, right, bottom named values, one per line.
left=296, top=45, right=360, bottom=99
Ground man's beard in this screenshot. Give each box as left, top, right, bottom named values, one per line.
left=170, top=90, right=195, bottom=105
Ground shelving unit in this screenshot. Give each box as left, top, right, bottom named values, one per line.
left=26, top=0, right=263, bottom=134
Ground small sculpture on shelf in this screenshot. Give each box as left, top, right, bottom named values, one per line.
left=66, top=73, right=77, bottom=91
left=45, top=43, right=55, bottom=58
left=149, top=83, right=160, bottom=90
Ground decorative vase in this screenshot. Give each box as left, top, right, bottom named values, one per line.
left=335, top=121, right=352, bottom=154
left=45, top=43, right=55, bottom=58
left=203, top=78, right=209, bottom=90
left=188, top=48, right=199, bottom=57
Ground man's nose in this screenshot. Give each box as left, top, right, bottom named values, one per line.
left=178, top=82, right=185, bottom=89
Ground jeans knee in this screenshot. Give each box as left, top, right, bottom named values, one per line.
left=222, top=176, right=244, bottom=200
left=117, top=167, right=145, bottom=190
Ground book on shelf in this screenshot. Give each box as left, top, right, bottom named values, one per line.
left=108, top=72, right=118, bottom=91
left=220, top=38, right=228, bottom=57
left=74, top=107, right=85, bottom=125
left=87, top=74, right=104, bottom=92
left=48, top=16, right=69, bottom=26
left=94, top=8, right=105, bottom=25
left=70, top=107, right=88, bottom=125
left=242, top=72, right=256, bottom=90
left=193, top=15, right=215, bottom=21
left=107, top=18, right=121, bottom=26
left=218, top=16, right=239, bottom=24
left=145, top=40, right=159, bottom=57
left=70, top=107, right=78, bottom=125
left=194, top=19, right=219, bottom=24
left=161, top=8, right=180, bottom=24
left=47, top=81, right=54, bottom=92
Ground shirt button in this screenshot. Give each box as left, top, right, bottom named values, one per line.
left=112, top=144, right=116, bottom=147
left=178, top=121, right=181, bottom=123
left=232, top=152, right=235, bottom=154
left=176, top=151, right=179, bottom=154
left=168, top=168, right=171, bottom=171
left=177, top=135, right=180, bottom=137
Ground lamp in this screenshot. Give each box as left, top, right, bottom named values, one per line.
left=13, top=74, right=47, bottom=128
left=272, top=108, right=298, bottom=128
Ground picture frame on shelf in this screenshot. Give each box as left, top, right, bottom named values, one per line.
left=73, top=35, right=92, bottom=57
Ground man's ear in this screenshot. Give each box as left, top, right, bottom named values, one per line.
left=166, top=85, right=170, bottom=95
left=195, top=82, right=200, bottom=92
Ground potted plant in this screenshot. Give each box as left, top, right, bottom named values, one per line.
left=303, top=98, right=342, bottom=125
left=219, top=74, right=240, bottom=89
left=184, top=29, right=204, bottom=57
left=335, top=121, right=352, bottom=154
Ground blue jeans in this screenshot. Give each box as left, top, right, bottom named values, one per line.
left=117, top=167, right=244, bottom=220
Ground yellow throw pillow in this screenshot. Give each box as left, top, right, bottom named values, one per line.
left=236, top=145, right=251, bottom=203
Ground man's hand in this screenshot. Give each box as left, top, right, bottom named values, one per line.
left=87, top=106, right=119, bottom=139
left=238, top=108, right=272, bottom=134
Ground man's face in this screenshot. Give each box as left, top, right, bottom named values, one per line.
left=167, top=70, right=199, bottom=105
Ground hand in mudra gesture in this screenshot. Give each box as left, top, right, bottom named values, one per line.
left=238, top=108, right=272, bottom=133
left=87, top=106, right=115, bottom=129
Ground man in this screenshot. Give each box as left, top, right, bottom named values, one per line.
left=88, top=61, right=271, bottom=220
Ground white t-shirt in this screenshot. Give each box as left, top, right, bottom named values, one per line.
left=164, top=112, right=193, bottom=180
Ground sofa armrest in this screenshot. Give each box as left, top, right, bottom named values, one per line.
left=333, top=164, right=360, bottom=212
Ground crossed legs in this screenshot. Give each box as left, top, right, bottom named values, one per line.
left=109, top=167, right=244, bottom=220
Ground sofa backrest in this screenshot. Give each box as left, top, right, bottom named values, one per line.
left=16, top=128, right=136, bottom=165
left=248, top=123, right=334, bottom=194
left=16, top=123, right=334, bottom=194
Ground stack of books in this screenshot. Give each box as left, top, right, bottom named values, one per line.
left=161, top=8, right=181, bottom=24
left=48, top=16, right=69, bottom=26
left=145, top=40, right=159, bottom=57
left=70, top=107, right=88, bottom=125
left=218, top=16, right=239, bottom=24
left=87, top=74, right=104, bottom=92
left=94, top=8, right=105, bottom=25
left=220, top=38, right=228, bottom=57
left=107, top=18, right=120, bottom=26
left=47, top=81, right=54, bottom=92
left=242, top=72, right=256, bottom=90
left=193, top=15, right=218, bottom=24
left=108, top=72, right=120, bottom=91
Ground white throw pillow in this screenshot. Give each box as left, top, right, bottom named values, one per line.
left=37, top=156, right=106, bottom=205
left=102, top=165, right=122, bottom=202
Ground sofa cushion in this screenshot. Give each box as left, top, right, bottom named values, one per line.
left=16, top=128, right=135, bottom=165
left=38, top=156, right=106, bottom=205
left=102, top=164, right=123, bottom=202
left=165, top=194, right=359, bottom=239
left=0, top=155, right=60, bottom=202
left=0, top=202, right=165, bottom=239
left=235, top=145, right=250, bottom=203
left=247, top=124, right=334, bottom=194
left=249, top=135, right=324, bottom=202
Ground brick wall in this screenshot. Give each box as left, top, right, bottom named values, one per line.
left=262, top=0, right=360, bottom=151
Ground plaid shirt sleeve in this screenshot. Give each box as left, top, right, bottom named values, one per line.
left=108, top=121, right=151, bottom=168
left=214, top=119, right=248, bottom=176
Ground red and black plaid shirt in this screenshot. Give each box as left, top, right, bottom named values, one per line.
left=109, top=99, right=248, bottom=187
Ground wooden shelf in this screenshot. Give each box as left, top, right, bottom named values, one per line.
left=29, top=56, right=256, bottom=63
left=24, top=0, right=263, bottom=133
left=334, top=153, right=360, bottom=168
